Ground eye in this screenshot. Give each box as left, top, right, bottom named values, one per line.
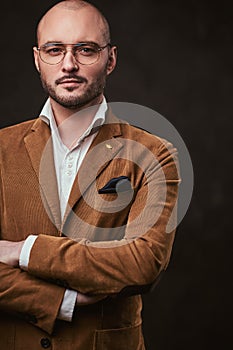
left=78, top=46, right=97, bottom=56
left=45, top=47, right=64, bottom=56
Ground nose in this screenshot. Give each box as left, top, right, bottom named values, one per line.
left=61, top=51, right=79, bottom=72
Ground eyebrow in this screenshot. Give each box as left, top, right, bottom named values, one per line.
left=39, top=41, right=62, bottom=46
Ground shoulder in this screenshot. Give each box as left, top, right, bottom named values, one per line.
left=117, top=120, right=180, bottom=182
left=0, top=119, right=37, bottom=142
left=118, top=120, right=177, bottom=158
left=0, top=119, right=38, bottom=155
left=0, top=119, right=37, bottom=139
left=107, top=111, right=173, bottom=151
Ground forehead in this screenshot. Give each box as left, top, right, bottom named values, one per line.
left=38, top=7, right=105, bottom=45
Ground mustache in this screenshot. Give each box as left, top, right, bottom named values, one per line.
left=55, top=75, right=87, bottom=85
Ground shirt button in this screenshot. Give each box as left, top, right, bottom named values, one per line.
left=66, top=170, right=72, bottom=176
left=68, top=163, right=73, bottom=168
left=68, top=155, right=73, bottom=161
left=40, top=338, right=51, bottom=348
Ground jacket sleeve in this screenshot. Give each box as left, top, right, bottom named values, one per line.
left=0, top=262, right=65, bottom=334
left=26, top=139, right=180, bottom=295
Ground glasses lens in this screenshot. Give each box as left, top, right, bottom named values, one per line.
left=74, top=44, right=99, bottom=65
left=40, top=45, right=64, bottom=64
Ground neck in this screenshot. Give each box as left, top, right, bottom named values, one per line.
left=50, top=94, right=104, bottom=126
left=49, top=95, right=104, bottom=149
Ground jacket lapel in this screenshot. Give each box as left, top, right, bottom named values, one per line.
left=62, top=116, right=124, bottom=228
left=23, top=113, right=126, bottom=233
left=24, top=119, right=62, bottom=229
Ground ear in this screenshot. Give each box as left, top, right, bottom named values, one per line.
left=33, top=46, right=40, bottom=73
left=106, top=46, right=117, bottom=76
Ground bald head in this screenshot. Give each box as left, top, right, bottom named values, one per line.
left=37, top=0, right=111, bottom=45
left=55, top=0, right=88, bottom=10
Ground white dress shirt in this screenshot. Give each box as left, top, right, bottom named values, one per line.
left=20, top=97, right=107, bottom=321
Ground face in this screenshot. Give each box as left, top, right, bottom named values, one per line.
left=34, top=7, right=117, bottom=110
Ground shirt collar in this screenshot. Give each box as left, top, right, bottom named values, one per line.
left=39, top=97, right=107, bottom=149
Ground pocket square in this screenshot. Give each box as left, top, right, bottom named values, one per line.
left=98, top=176, right=132, bottom=194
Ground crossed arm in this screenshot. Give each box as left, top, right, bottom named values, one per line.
left=0, top=139, right=180, bottom=333
left=0, top=240, right=106, bottom=305
left=0, top=240, right=107, bottom=333
left=0, top=241, right=106, bottom=309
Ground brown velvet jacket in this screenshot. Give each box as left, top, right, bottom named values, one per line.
left=0, top=112, right=179, bottom=350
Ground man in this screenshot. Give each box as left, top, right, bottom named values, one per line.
left=0, top=1, right=180, bottom=349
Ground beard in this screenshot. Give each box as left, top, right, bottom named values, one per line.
left=40, top=66, right=108, bottom=109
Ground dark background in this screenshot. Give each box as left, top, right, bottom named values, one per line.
left=0, top=0, right=232, bottom=349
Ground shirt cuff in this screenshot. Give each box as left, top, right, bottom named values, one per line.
left=57, top=289, right=77, bottom=322
left=19, top=235, right=38, bottom=270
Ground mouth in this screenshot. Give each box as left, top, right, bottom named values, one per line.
left=56, top=76, right=87, bottom=88
left=58, top=79, right=83, bottom=87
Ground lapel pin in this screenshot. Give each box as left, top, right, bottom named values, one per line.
left=106, top=144, right=113, bottom=149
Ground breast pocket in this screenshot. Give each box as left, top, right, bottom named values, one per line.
left=97, top=189, right=134, bottom=213
left=93, top=323, right=145, bottom=350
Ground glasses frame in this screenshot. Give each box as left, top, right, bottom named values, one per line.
left=36, top=42, right=111, bottom=66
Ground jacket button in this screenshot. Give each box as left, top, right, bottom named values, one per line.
left=40, top=338, right=51, bottom=348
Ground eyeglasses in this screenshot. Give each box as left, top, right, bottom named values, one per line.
left=37, top=42, right=111, bottom=65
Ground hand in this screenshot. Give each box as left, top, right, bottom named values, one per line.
left=0, top=240, right=25, bottom=267
left=76, top=293, right=107, bottom=306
